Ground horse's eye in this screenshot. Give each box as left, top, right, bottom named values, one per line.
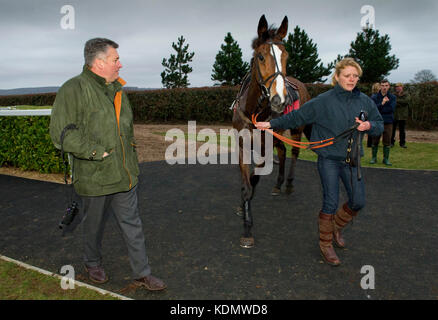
left=258, top=54, right=264, bottom=62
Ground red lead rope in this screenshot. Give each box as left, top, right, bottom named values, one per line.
left=251, top=113, right=335, bottom=150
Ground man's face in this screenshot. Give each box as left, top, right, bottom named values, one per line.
left=380, top=82, right=390, bottom=95
left=395, top=85, right=403, bottom=94
left=99, top=47, right=122, bottom=83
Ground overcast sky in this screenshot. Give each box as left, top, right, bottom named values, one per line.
left=1, top=0, right=437, bottom=89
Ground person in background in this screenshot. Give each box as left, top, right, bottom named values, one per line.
left=50, top=38, right=166, bottom=291
left=255, top=58, right=383, bottom=266
left=367, top=82, right=381, bottom=148
left=391, top=83, right=409, bottom=148
left=370, top=79, right=396, bottom=165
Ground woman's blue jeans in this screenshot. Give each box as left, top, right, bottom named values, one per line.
left=317, top=156, right=366, bottom=214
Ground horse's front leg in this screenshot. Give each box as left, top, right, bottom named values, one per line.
left=272, top=138, right=286, bottom=196
left=239, top=159, right=256, bottom=248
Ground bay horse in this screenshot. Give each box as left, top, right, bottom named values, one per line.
left=232, top=15, right=311, bottom=248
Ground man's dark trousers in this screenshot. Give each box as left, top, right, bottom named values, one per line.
left=391, top=119, right=406, bottom=146
left=81, top=185, right=151, bottom=279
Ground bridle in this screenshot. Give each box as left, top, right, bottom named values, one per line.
left=253, top=40, right=286, bottom=104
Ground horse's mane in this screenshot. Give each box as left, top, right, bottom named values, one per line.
left=251, top=25, right=279, bottom=49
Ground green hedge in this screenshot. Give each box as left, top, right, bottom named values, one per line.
left=1, top=83, right=436, bottom=127
left=0, top=82, right=437, bottom=173
left=404, top=82, right=438, bottom=129
left=128, top=86, right=236, bottom=123
left=0, top=93, right=56, bottom=107
left=0, top=116, right=64, bottom=173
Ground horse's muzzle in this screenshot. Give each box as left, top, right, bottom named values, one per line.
left=270, top=94, right=284, bottom=113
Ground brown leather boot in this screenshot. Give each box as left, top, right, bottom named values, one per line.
left=134, top=275, right=167, bottom=291
left=318, top=212, right=341, bottom=266
left=333, top=203, right=358, bottom=248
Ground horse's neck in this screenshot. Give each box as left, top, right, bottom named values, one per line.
left=243, top=73, right=263, bottom=114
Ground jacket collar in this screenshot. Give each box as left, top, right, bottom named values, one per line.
left=334, top=83, right=360, bottom=98
left=82, top=65, right=126, bottom=90
left=376, top=90, right=395, bottom=100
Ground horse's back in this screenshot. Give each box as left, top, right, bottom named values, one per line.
left=286, top=76, right=312, bottom=140
left=286, top=76, right=310, bottom=104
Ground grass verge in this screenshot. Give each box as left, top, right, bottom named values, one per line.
left=0, top=258, right=119, bottom=300
left=156, top=131, right=438, bottom=170
left=285, top=140, right=438, bottom=171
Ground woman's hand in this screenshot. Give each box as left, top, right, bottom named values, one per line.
left=255, top=121, right=271, bottom=130
left=355, top=117, right=371, bottom=131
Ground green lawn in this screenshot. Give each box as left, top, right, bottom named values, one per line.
left=157, top=131, right=438, bottom=171
left=0, top=259, right=119, bottom=300
left=284, top=140, right=438, bottom=171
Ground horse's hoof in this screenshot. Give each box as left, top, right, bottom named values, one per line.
left=285, top=185, right=294, bottom=195
left=235, top=207, right=243, bottom=217
left=271, top=187, right=281, bottom=196
left=240, top=237, right=255, bottom=248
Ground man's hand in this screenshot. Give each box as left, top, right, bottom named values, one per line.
left=102, top=152, right=110, bottom=158
left=382, top=96, right=389, bottom=105
left=355, top=117, right=371, bottom=131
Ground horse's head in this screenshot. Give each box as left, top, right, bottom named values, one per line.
left=252, top=15, right=289, bottom=114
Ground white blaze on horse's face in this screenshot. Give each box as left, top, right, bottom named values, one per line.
left=270, top=44, right=286, bottom=105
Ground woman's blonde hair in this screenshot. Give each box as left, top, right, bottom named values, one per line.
left=331, top=57, right=363, bottom=86
left=371, top=82, right=381, bottom=94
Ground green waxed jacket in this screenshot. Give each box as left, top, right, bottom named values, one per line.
left=394, top=92, right=410, bottom=120
left=50, top=66, right=139, bottom=196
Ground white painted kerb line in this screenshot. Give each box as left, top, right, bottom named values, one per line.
left=0, top=254, right=132, bottom=300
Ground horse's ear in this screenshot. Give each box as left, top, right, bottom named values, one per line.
left=277, top=16, right=288, bottom=39
left=258, top=14, right=268, bottom=38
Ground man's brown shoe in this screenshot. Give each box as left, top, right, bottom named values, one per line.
left=84, top=265, right=109, bottom=284
left=319, top=212, right=341, bottom=266
left=134, top=275, right=167, bottom=291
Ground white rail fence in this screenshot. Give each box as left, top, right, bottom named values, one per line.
left=0, top=108, right=52, bottom=116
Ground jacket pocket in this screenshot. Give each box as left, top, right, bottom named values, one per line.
left=91, top=153, right=122, bottom=186
left=126, top=138, right=140, bottom=177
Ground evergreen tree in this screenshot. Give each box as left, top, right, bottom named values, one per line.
left=347, top=27, right=399, bottom=83
left=211, top=32, right=250, bottom=86
left=284, top=26, right=333, bottom=83
left=161, top=36, right=195, bottom=88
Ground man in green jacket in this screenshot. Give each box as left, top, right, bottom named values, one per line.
left=391, top=83, right=409, bottom=148
left=50, top=38, right=166, bottom=291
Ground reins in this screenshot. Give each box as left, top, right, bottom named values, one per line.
left=251, top=112, right=360, bottom=150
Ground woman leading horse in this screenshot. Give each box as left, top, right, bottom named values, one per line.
left=256, top=58, right=384, bottom=265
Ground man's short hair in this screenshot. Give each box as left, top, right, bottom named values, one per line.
left=380, top=79, right=390, bottom=85
left=84, top=38, right=119, bottom=67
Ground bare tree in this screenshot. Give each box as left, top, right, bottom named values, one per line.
left=411, top=69, right=437, bottom=83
